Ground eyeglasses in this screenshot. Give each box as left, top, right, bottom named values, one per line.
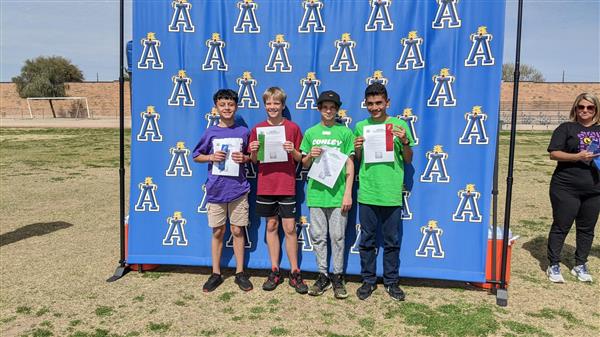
left=577, top=105, right=596, bottom=111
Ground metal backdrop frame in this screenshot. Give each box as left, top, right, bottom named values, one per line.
left=108, top=0, right=525, bottom=307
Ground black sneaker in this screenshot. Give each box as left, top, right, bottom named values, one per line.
left=203, top=273, right=223, bottom=292
left=289, top=270, right=309, bottom=294
left=384, top=283, right=405, bottom=301
left=308, top=273, right=331, bottom=296
left=262, top=268, right=283, bottom=291
left=356, top=282, right=376, bottom=300
left=234, top=271, right=253, bottom=292
left=331, top=274, right=348, bottom=299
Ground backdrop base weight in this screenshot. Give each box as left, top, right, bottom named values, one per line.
left=496, top=288, right=508, bottom=307
left=106, top=264, right=131, bottom=282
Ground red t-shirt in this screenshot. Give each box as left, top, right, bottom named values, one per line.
left=250, top=119, right=303, bottom=195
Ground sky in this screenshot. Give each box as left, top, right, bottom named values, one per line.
left=1, top=1, right=599, bottom=83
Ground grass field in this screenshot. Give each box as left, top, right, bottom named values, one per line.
left=0, top=128, right=599, bottom=337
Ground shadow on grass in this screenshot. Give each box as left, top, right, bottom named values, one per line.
left=522, top=235, right=600, bottom=271
left=0, top=221, right=73, bottom=247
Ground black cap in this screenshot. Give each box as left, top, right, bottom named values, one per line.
left=316, top=90, right=342, bottom=108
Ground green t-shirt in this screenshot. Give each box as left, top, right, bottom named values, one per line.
left=354, top=117, right=414, bottom=206
left=300, top=123, right=355, bottom=208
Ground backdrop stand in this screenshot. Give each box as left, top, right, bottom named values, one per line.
left=108, top=0, right=130, bottom=282
left=496, top=0, right=524, bottom=306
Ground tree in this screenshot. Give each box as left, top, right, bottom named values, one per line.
left=502, top=63, right=545, bottom=82
left=12, top=56, right=84, bottom=118
left=12, top=56, right=84, bottom=98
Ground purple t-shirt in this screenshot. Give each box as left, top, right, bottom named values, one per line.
left=192, top=124, right=250, bottom=203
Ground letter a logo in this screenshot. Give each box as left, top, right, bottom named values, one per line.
left=397, top=108, right=419, bottom=145
left=296, top=72, right=321, bottom=110
left=205, top=108, right=221, bottom=128
left=362, top=71, right=388, bottom=108
left=134, top=177, right=159, bottom=212
left=420, top=145, right=450, bottom=183
left=265, top=34, right=292, bottom=72
left=401, top=189, right=413, bottom=220
left=416, top=220, right=445, bottom=258
left=396, top=31, right=425, bottom=70
left=427, top=68, right=456, bottom=107
left=138, top=32, right=163, bottom=70
left=226, top=226, right=252, bottom=248
left=298, top=0, right=326, bottom=33
left=234, top=0, right=260, bottom=33
left=432, top=0, right=461, bottom=29
left=169, top=0, right=195, bottom=32
left=137, top=106, right=163, bottom=142
left=237, top=72, right=260, bottom=108
left=459, top=106, right=489, bottom=144
left=465, top=26, right=495, bottom=67
left=452, top=184, right=482, bottom=222
left=365, top=0, right=394, bottom=31
left=163, top=212, right=189, bottom=246
left=168, top=70, right=195, bottom=106
left=297, top=216, right=314, bottom=251
left=330, top=33, right=358, bottom=72
left=197, top=184, right=208, bottom=213
left=202, top=33, right=228, bottom=71
left=166, top=142, right=192, bottom=177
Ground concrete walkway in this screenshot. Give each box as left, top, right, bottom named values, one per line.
left=0, top=118, right=131, bottom=129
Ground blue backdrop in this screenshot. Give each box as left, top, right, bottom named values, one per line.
left=128, top=0, right=505, bottom=283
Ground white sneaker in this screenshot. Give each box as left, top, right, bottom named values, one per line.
left=546, top=264, right=565, bottom=283
left=571, top=264, right=593, bottom=282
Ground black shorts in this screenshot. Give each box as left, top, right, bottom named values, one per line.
left=256, top=195, right=297, bottom=219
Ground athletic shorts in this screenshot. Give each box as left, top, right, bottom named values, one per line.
left=207, top=193, right=249, bottom=228
left=256, top=195, right=297, bottom=219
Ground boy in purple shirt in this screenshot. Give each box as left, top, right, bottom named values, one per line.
left=193, top=89, right=253, bottom=292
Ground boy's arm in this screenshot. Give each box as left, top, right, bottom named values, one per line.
left=402, top=142, right=413, bottom=164
left=341, top=156, right=354, bottom=213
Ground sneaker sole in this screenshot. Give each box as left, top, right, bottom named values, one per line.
left=235, top=281, right=254, bottom=292
left=570, top=270, right=593, bottom=282
left=308, top=284, right=332, bottom=296
left=334, top=291, right=349, bottom=299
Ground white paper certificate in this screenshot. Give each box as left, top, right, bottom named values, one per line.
left=308, top=147, right=348, bottom=188
left=363, top=124, right=394, bottom=164
left=211, top=138, right=242, bottom=176
left=257, top=125, right=288, bottom=163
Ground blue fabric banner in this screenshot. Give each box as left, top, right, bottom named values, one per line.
left=128, top=0, right=505, bottom=282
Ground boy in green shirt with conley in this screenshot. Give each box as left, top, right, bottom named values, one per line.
left=353, top=83, right=414, bottom=301
left=300, top=91, right=355, bottom=299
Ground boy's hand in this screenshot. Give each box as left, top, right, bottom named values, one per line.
left=354, top=136, right=365, bottom=150
left=341, top=194, right=352, bottom=213
left=283, top=141, right=295, bottom=153
left=231, top=152, right=246, bottom=163
left=212, top=150, right=226, bottom=162
left=309, top=147, right=323, bottom=158
left=392, top=125, right=408, bottom=144
left=249, top=141, right=260, bottom=153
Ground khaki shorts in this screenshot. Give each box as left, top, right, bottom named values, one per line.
left=207, top=193, right=249, bottom=228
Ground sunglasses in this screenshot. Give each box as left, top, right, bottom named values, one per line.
left=577, top=105, right=596, bottom=111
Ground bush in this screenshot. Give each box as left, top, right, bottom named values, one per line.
left=12, top=56, right=83, bottom=98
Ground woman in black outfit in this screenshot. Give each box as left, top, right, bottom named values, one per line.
left=546, top=92, right=600, bottom=283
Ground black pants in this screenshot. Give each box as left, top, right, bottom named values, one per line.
left=547, top=182, right=600, bottom=265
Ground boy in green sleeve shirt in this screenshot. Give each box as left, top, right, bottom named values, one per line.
left=353, top=83, right=414, bottom=301
left=300, top=91, right=355, bottom=299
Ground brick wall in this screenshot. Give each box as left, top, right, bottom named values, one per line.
left=1, top=81, right=598, bottom=119
left=0, top=82, right=131, bottom=118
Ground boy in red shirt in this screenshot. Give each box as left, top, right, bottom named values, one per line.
left=249, top=87, right=308, bottom=294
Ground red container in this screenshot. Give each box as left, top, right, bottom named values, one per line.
left=473, top=239, right=512, bottom=289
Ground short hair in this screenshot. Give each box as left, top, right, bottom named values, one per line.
left=364, top=82, right=388, bottom=100
left=262, top=87, right=287, bottom=105
left=213, top=89, right=238, bottom=105
left=569, top=92, right=600, bottom=125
